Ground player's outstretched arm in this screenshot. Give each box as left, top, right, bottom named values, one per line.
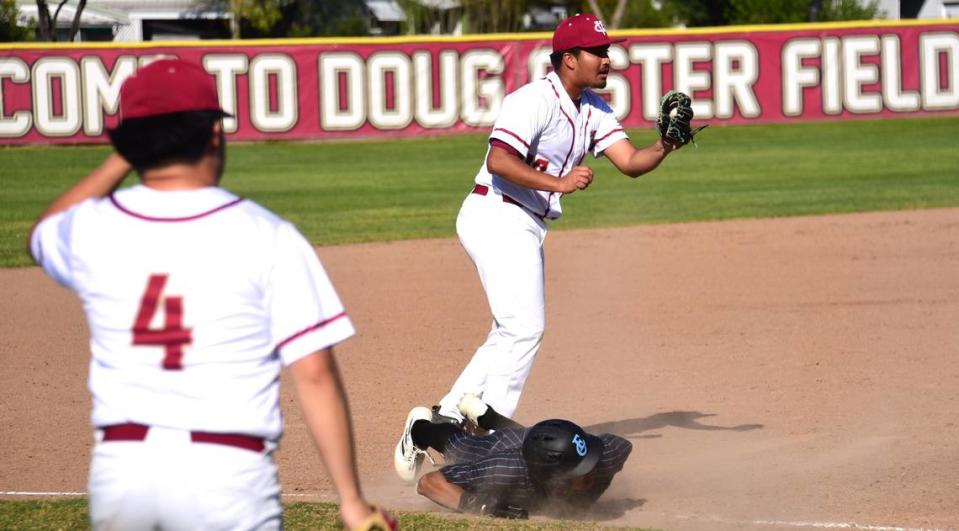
left=419, top=472, right=529, bottom=519
left=602, top=137, right=677, bottom=178
left=417, top=470, right=465, bottom=511
left=289, top=348, right=376, bottom=528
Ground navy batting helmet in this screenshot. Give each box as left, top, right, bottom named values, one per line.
left=522, top=419, right=603, bottom=482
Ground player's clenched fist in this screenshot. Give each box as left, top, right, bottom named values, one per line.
left=558, top=166, right=593, bottom=193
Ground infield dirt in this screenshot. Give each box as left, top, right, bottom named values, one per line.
left=2, top=208, right=957, bottom=530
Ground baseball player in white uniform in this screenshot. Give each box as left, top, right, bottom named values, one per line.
left=29, top=59, right=395, bottom=531
left=432, top=14, right=683, bottom=423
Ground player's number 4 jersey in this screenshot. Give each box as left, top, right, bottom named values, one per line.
left=31, top=185, right=354, bottom=440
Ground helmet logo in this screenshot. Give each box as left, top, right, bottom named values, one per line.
left=594, top=20, right=607, bottom=34
left=572, top=434, right=588, bottom=456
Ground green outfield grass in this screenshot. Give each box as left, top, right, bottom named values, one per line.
left=1, top=116, right=958, bottom=269
left=0, top=499, right=652, bottom=530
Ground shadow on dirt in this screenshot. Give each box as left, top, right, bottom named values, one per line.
left=586, top=411, right=764, bottom=439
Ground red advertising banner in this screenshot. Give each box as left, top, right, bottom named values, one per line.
left=1, top=19, right=957, bottom=145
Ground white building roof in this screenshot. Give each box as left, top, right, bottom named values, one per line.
left=417, top=0, right=460, bottom=9
left=364, top=0, right=406, bottom=22
left=16, top=2, right=130, bottom=26
left=16, top=0, right=228, bottom=26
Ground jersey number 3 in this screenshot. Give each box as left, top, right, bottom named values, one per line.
left=133, top=274, right=193, bottom=370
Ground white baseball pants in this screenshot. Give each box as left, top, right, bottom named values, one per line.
left=438, top=191, right=548, bottom=420
left=88, top=425, right=281, bottom=531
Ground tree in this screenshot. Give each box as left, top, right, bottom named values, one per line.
left=585, top=0, right=626, bottom=29
left=208, top=0, right=369, bottom=38
left=652, top=0, right=883, bottom=27
left=575, top=0, right=674, bottom=29
left=724, top=0, right=815, bottom=24
left=399, top=0, right=455, bottom=35
left=35, top=0, right=87, bottom=41
left=229, top=0, right=286, bottom=38
left=0, top=0, right=32, bottom=41
left=808, top=0, right=823, bottom=21
left=816, top=0, right=883, bottom=21
left=286, top=0, right=367, bottom=37
left=725, top=0, right=882, bottom=24
left=459, top=0, right=530, bottom=34
left=658, top=0, right=729, bottom=27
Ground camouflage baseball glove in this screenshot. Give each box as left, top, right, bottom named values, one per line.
left=656, top=90, right=707, bottom=147
left=351, top=505, right=398, bottom=531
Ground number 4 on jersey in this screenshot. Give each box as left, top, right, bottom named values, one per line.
left=132, top=274, right=192, bottom=370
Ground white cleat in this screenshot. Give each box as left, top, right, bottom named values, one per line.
left=457, top=393, right=489, bottom=426
left=393, top=406, right=432, bottom=482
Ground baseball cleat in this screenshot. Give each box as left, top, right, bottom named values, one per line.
left=457, top=393, right=489, bottom=425
left=431, top=405, right=463, bottom=426
left=394, top=406, right=432, bottom=482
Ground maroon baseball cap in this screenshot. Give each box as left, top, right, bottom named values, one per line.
left=552, top=13, right=625, bottom=53
left=119, top=59, right=227, bottom=120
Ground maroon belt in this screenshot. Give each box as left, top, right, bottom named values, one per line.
left=101, top=423, right=265, bottom=453
left=472, top=184, right=546, bottom=220
left=471, top=184, right=524, bottom=207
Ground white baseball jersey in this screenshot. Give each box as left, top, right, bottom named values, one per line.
left=475, top=71, right=629, bottom=219
left=31, top=184, right=354, bottom=440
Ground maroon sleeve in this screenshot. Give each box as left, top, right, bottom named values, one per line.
left=489, top=139, right=523, bottom=159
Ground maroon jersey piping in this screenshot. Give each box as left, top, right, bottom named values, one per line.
left=109, top=194, right=245, bottom=222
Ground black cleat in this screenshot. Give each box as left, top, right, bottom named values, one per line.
left=431, top=405, right=463, bottom=426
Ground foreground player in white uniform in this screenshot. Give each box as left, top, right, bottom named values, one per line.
left=433, top=14, right=684, bottom=423
left=29, top=59, right=394, bottom=531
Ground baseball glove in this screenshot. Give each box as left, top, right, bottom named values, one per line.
left=351, top=505, right=398, bottom=531
left=656, top=90, right=707, bottom=147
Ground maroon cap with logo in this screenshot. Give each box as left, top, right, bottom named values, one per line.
left=119, top=59, right=227, bottom=120
left=552, top=13, right=626, bottom=53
